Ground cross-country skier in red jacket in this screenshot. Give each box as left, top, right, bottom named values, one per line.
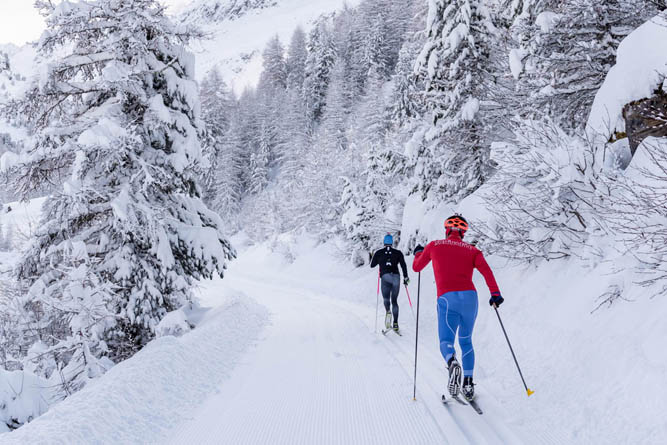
left=412, top=214, right=504, bottom=401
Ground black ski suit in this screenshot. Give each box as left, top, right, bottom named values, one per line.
left=371, top=246, right=409, bottom=323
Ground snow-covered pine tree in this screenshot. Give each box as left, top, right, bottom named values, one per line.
left=3, top=0, right=235, bottom=391
left=390, top=39, right=425, bottom=127
left=303, top=22, right=336, bottom=124
left=320, top=59, right=351, bottom=152
left=340, top=68, right=403, bottom=259
left=199, top=67, right=237, bottom=209
left=259, top=35, right=287, bottom=91
left=413, top=0, right=497, bottom=205
left=286, top=27, right=308, bottom=93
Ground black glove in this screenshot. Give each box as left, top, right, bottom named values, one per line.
left=489, top=292, right=504, bottom=307
left=413, top=244, right=424, bottom=255
left=403, top=277, right=410, bottom=286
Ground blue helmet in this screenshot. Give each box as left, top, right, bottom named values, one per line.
left=383, top=234, right=393, bottom=246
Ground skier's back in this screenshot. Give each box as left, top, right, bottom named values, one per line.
left=412, top=215, right=503, bottom=401
left=371, top=234, right=409, bottom=332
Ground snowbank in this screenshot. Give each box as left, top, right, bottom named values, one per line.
left=587, top=12, right=667, bottom=141
left=2, top=292, right=268, bottom=444
left=0, top=370, right=51, bottom=433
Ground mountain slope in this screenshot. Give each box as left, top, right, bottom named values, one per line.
left=181, top=0, right=361, bottom=91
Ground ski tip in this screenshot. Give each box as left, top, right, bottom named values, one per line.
left=527, top=388, right=535, bottom=397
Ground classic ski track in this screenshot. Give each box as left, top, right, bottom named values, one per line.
left=379, top=328, right=510, bottom=445
left=168, top=276, right=448, bottom=444
left=385, top=328, right=527, bottom=444
left=277, top=282, right=522, bottom=445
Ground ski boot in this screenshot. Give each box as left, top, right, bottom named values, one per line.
left=385, top=312, right=392, bottom=330
left=447, top=356, right=462, bottom=396
left=393, top=322, right=399, bottom=332
left=462, top=376, right=475, bottom=401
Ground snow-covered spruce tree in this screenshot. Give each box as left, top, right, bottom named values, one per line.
left=413, top=0, right=498, bottom=206
left=286, top=27, right=308, bottom=93
left=319, top=59, right=351, bottom=152
left=303, top=22, right=336, bottom=124
left=259, top=35, right=287, bottom=91
left=199, top=68, right=237, bottom=210
left=390, top=38, right=425, bottom=128
left=2, top=0, right=235, bottom=391
left=509, top=0, right=656, bottom=130
left=340, top=68, right=406, bottom=261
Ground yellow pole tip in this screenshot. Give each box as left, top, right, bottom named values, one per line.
left=527, top=389, right=535, bottom=396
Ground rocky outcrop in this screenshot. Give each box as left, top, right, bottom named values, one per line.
left=180, top=0, right=278, bottom=24
left=622, top=89, right=667, bottom=155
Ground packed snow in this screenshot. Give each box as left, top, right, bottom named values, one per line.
left=2, top=291, right=268, bottom=444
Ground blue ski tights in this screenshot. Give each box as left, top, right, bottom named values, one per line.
left=437, top=290, right=478, bottom=377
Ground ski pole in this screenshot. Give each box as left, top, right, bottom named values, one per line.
left=412, top=272, right=421, bottom=401
left=493, top=306, right=534, bottom=397
left=404, top=284, right=416, bottom=321
left=375, top=270, right=380, bottom=333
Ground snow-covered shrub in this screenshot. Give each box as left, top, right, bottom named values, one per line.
left=606, top=137, right=667, bottom=291
left=480, top=119, right=610, bottom=262
left=0, top=368, right=51, bottom=431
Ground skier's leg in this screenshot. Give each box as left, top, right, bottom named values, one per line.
left=437, top=294, right=461, bottom=363
left=381, top=275, right=392, bottom=328
left=391, top=274, right=400, bottom=324
left=458, top=290, right=479, bottom=377
left=380, top=275, right=392, bottom=313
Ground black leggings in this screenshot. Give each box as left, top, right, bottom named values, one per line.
left=381, top=273, right=400, bottom=323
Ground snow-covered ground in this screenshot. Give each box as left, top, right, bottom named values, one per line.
left=5, top=231, right=664, bottom=443
left=2, top=289, right=268, bottom=444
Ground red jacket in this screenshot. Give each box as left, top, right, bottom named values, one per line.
left=412, top=233, right=500, bottom=297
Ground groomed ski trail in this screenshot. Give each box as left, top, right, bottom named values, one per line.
left=168, top=267, right=527, bottom=445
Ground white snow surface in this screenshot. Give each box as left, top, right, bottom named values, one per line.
left=508, top=48, right=524, bottom=80
left=186, top=0, right=361, bottom=92
left=587, top=12, right=667, bottom=142
left=534, top=11, right=560, bottom=33
left=2, top=292, right=268, bottom=444
left=0, top=370, right=50, bottom=434
left=2, top=229, right=666, bottom=443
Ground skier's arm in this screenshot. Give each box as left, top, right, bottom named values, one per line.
left=474, top=251, right=500, bottom=295
left=370, top=250, right=379, bottom=268
left=412, top=243, right=431, bottom=272
left=398, top=251, right=408, bottom=277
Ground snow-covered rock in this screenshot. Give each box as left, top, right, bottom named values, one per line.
left=587, top=12, right=667, bottom=142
